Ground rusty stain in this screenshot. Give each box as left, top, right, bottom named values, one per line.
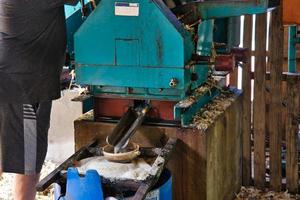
left=283, top=0, right=300, bottom=25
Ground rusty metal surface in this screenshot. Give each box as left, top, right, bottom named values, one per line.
left=283, top=0, right=300, bottom=25
left=231, top=47, right=249, bottom=63
left=94, top=98, right=133, bottom=118
left=215, top=54, right=236, bottom=71
left=94, top=98, right=177, bottom=121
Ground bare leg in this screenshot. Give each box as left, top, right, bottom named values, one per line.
left=13, top=174, right=40, bottom=200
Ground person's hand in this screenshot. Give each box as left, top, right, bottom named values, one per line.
left=64, top=0, right=79, bottom=6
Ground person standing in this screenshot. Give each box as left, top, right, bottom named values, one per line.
left=0, top=0, right=77, bottom=199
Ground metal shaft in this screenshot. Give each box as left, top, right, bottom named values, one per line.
left=106, top=108, right=136, bottom=147
left=106, top=101, right=150, bottom=153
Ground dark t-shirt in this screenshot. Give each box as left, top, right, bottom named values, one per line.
left=0, top=0, right=67, bottom=103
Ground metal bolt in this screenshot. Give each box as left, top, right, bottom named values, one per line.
left=169, top=78, right=178, bottom=88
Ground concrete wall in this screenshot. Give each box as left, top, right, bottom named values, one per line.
left=46, top=90, right=82, bottom=163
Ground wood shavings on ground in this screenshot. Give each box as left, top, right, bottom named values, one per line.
left=191, top=91, right=235, bottom=131
left=0, top=160, right=57, bottom=200
left=235, top=187, right=300, bottom=200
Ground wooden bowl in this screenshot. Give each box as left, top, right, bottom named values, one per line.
left=102, top=142, right=140, bottom=163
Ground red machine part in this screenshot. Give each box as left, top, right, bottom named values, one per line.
left=148, top=101, right=177, bottom=121
left=94, top=98, right=177, bottom=121
left=283, top=0, right=300, bottom=25
left=94, top=98, right=132, bottom=119
left=231, top=47, right=248, bottom=63
left=215, top=54, right=236, bottom=71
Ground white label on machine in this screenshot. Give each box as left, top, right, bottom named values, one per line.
left=115, top=2, right=139, bottom=16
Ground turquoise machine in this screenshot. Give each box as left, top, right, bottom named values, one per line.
left=73, top=0, right=278, bottom=127
left=64, top=1, right=96, bottom=66
left=45, top=1, right=279, bottom=199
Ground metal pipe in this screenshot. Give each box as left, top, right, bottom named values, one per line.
left=106, top=108, right=137, bottom=148
left=113, top=104, right=150, bottom=153
left=106, top=101, right=151, bottom=153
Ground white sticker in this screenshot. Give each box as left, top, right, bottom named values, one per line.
left=115, top=2, right=139, bottom=16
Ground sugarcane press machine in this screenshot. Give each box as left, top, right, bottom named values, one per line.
left=74, top=0, right=279, bottom=127
left=38, top=0, right=280, bottom=199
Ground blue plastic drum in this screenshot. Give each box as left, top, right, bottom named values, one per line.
left=54, top=168, right=172, bottom=200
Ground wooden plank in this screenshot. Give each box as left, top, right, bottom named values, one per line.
left=250, top=71, right=300, bottom=81
left=242, top=15, right=253, bottom=186
left=253, top=13, right=267, bottom=188
left=198, top=91, right=243, bottom=200
left=268, top=6, right=284, bottom=191
left=250, top=50, right=269, bottom=57
left=230, top=68, right=238, bottom=87
left=286, top=74, right=300, bottom=193
left=170, top=128, right=207, bottom=200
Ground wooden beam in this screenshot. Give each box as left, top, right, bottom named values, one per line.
left=242, top=15, right=253, bottom=186
left=249, top=71, right=300, bottom=81
left=268, top=6, right=284, bottom=191
left=286, top=74, right=300, bottom=193
left=253, top=13, right=267, bottom=188
left=250, top=50, right=270, bottom=57
left=230, top=68, right=238, bottom=87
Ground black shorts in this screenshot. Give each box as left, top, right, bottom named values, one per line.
left=0, top=102, right=52, bottom=175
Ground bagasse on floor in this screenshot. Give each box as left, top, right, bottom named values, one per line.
left=235, top=187, right=300, bottom=200
left=0, top=160, right=57, bottom=200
